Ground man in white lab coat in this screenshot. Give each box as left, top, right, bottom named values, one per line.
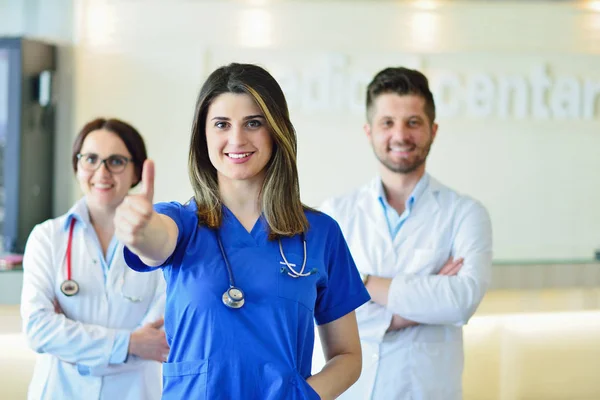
left=320, top=67, right=493, bottom=400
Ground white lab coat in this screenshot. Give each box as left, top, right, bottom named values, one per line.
left=320, top=176, right=493, bottom=400
left=20, top=198, right=166, bottom=400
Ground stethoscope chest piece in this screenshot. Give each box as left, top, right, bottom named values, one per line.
left=222, top=287, right=245, bottom=309
left=216, top=227, right=308, bottom=309
left=61, top=279, right=79, bottom=296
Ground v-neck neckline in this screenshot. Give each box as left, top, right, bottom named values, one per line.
left=222, top=206, right=267, bottom=245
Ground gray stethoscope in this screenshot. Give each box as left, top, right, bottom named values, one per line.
left=216, top=231, right=315, bottom=309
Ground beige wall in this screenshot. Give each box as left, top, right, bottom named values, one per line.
left=3, top=0, right=600, bottom=261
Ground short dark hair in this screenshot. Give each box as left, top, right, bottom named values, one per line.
left=71, top=118, right=147, bottom=187
left=366, top=67, right=436, bottom=124
left=188, top=62, right=308, bottom=238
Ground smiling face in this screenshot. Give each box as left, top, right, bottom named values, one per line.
left=205, top=92, right=273, bottom=186
left=75, top=129, right=137, bottom=212
left=365, top=93, right=438, bottom=175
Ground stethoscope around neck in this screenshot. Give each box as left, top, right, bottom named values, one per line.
left=216, top=230, right=315, bottom=309
left=60, top=218, right=143, bottom=302
left=60, top=219, right=79, bottom=296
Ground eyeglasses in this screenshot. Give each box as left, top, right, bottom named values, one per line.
left=77, top=153, right=134, bottom=174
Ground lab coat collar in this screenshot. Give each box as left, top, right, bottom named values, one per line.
left=375, top=173, right=431, bottom=213
left=416, top=174, right=443, bottom=212
left=370, top=173, right=441, bottom=208
left=362, top=173, right=443, bottom=222
left=63, top=197, right=92, bottom=231
left=359, top=173, right=443, bottom=245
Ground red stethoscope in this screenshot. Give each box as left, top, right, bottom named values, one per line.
left=59, top=218, right=143, bottom=302
left=60, top=219, right=80, bottom=296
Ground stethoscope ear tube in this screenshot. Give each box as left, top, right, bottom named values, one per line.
left=278, top=233, right=311, bottom=278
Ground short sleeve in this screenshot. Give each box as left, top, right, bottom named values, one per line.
left=124, top=201, right=187, bottom=272
left=314, top=219, right=370, bottom=325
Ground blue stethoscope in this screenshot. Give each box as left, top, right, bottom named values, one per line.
left=216, top=231, right=315, bottom=309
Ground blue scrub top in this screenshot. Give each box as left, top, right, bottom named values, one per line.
left=124, top=201, right=370, bottom=400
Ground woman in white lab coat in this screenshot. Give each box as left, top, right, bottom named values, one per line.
left=20, top=118, right=168, bottom=400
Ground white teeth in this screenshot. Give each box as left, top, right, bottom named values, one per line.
left=228, top=153, right=251, bottom=159
left=390, top=146, right=413, bottom=152
left=94, top=183, right=113, bottom=189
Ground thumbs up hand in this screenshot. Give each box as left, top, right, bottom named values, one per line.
left=140, top=158, right=155, bottom=202
left=115, top=159, right=157, bottom=249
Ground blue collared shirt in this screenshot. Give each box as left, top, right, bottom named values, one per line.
left=377, top=174, right=430, bottom=239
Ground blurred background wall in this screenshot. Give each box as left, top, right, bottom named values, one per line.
left=2, top=0, right=600, bottom=260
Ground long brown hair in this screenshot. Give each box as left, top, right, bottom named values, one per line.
left=188, top=63, right=309, bottom=238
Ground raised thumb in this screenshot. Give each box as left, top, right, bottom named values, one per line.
left=141, top=159, right=155, bottom=201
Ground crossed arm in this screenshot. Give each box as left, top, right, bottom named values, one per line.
left=21, top=225, right=169, bottom=375
left=366, top=257, right=465, bottom=331
left=364, top=202, right=493, bottom=332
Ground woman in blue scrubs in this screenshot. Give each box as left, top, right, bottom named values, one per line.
left=114, top=63, right=370, bottom=399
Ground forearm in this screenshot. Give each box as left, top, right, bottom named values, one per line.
left=365, top=276, right=419, bottom=330
left=388, top=274, right=486, bottom=325
left=307, top=352, right=362, bottom=400
left=387, top=314, right=418, bottom=331
left=364, top=275, right=392, bottom=307
left=130, top=213, right=177, bottom=266
left=23, top=310, right=126, bottom=368
left=369, top=272, right=484, bottom=326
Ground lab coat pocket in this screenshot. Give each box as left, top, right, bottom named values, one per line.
left=162, top=360, right=208, bottom=399
left=277, top=261, right=320, bottom=311
left=117, top=269, right=156, bottom=305
left=405, top=248, right=449, bottom=275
